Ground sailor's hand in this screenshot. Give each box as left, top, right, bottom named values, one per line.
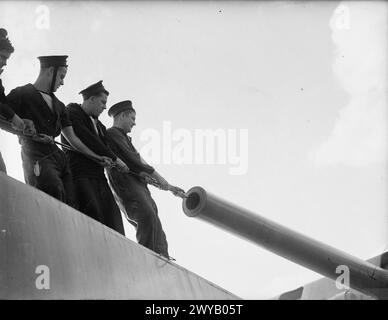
left=98, top=156, right=114, bottom=167
left=10, top=114, right=25, bottom=132
left=139, top=172, right=156, bottom=185
left=157, top=177, right=169, bottom=190
left=22, top=119, right=36, bottom=136
left=152, top=172, right=169, bottom=190
left=32, top=133, right=54, bottom=144
left=169, top=185, right=186, bottom=198
left=115, top=158, right=129, bottom=173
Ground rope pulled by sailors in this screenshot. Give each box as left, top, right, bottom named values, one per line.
left=0, top=115, right=187, bottom=198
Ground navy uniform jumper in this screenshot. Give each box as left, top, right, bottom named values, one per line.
left=6, top=83, right=76, bottom=206
left=105, top=126, right=169, bottom=257
left=61, top=103, right=125, bottom=235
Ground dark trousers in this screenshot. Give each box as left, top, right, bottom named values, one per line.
left=0, top=151, right=6, bottom=173
left=117, top=185, right=169, bottom=258
left=21, top=146, right=76, bottom=208
left=73, top=177, right=125, bottom=236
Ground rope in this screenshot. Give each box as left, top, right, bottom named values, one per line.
left=0, top=115, right=186, bottom=198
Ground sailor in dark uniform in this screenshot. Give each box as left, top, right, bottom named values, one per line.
left=62, top=81, right=127, bottom=235
left=0, top=28, right=26, bottom=173
left=6, top=55, right=110, bottom=206
left=105, top=101, right=184, bottom=258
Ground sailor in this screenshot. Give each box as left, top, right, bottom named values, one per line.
left=0, top=28, right=26, bottom=173
left=61, top=81, right=127, bottom=235
left=6, top=55, right=110, bottom=206
left=105, top=100, right=184, bottom=258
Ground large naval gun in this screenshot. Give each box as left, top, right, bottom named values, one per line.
left=1, top=171, right=387, bottom=299
left=182, top=187, right=388, bottom=300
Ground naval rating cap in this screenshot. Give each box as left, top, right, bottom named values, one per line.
left=108, top=100, right=134, bottom=117
left=79, top=80, right=109, bottom=100
left=38, top=55, right=68, bottom=68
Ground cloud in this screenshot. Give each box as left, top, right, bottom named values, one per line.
left=312, top=1, right=387, bottom=167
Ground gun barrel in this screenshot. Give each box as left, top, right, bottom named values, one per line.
left=182, top=186, right=388, bottom=299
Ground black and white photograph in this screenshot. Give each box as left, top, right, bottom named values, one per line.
left=0, top=0, right=387, bottom=306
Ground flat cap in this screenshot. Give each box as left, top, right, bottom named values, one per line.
left=38, top=55, right=68, bottom=68
left=108, top=100, right=135, bottom=117
left=79, top=80, right=109, bottom=100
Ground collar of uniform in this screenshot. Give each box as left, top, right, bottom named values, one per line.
left=112, top=126, right=130, bottom=139
left=74, top=103, right=91, bottom=119
left=30, top=83, right=56, bottom=98
left=76, top=103, right=99, bottom=121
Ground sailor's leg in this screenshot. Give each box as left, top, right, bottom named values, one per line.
left=100, top=179, right=125, bottom=235
left=149, top=197, right=169, bottom=257
left=125, top=193, right=169, bottom=257
left=73, top=177, right=106, bottom=224
left=21, top=150, right=66, bottom=202
left=61, top=164, right=78, bottom=210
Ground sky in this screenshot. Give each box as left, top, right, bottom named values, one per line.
left=0, top=1, right=387, bottom=299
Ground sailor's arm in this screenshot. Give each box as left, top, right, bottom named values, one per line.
left=61, top=126, right=113, bottom=166
left=139, top=155, right=184, bottom=194
left=62, top=110, right=127, bottom=168
left=3, top=89, right=33, bottom=132
left=0, top=102, right=15, bottom=120
left=139, top=155, right=167, bottom=187
left=105, top=129, right=154, bottom=174
left=10, top=113, right=25, bottom=131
